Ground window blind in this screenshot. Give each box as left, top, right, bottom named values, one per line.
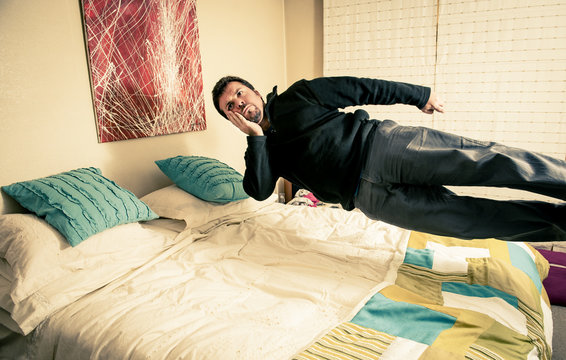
left=324, top=0, right=566, bottom=200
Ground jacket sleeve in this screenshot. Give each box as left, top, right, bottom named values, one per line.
left=304, top=76, right=431, bottom=110
left=242, top=136, right=278, bottom=201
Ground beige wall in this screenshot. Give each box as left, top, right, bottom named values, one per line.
left=284, top=0, right=324, bottom=84
left=0, top=0, right=292, bottom=213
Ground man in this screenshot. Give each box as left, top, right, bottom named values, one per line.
left=212, top=75, right=566, bottom=242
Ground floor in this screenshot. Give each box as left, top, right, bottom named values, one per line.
left=553, top=305, right=565, bottom=360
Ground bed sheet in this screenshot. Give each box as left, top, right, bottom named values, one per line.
left=25, top=204, right=410, bottom=360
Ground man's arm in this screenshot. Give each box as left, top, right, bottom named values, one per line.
left=224, top=111, right=276, bottom=200
left=242, top=136, right=278, bottom=201
left=304, top=76, right=435, bottom=111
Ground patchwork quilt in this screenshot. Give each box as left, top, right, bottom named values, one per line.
left=294, top=232, right=553, bottom=360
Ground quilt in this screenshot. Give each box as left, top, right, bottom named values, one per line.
left=294, top=231, right=553, bottom=360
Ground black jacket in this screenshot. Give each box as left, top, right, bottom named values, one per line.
left=242, top=76, right=430, bottom=210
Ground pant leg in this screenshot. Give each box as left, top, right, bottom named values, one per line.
left=354, top=179, right=566, bottom=242
left=366, top=120, right=566, bottom=201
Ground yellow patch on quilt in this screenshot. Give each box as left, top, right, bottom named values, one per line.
left=407, top=231, right=492, bottom=250
left=425, top=310, right=497, bottom=357
left=395, top=264, right=444, bottom=304
left=292, top=322, right=395, bottom=360
left=380, top=283, right=435, bottom=305
left=420, top=307, right=538, bottom=359
left=485, top=240, right=512, bottom=264
left=525, top=243, right=550, bottom=282
left=467, top=257, right=538, bottom=310
left=469, top=320, right=539, bottom=360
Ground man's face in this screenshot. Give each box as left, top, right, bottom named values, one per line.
left=219, top=81, right=264, bottom=124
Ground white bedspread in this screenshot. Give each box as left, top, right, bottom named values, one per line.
left=26, top=204, right=409, bottom=359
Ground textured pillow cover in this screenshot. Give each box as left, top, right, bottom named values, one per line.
left=155, top=156, right=249, bottom=203
left=2, top=168, right=158, bottom=246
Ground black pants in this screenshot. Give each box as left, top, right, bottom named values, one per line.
left=354, top=120, right=566, bottom=242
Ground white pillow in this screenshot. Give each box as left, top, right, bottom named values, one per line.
left=0, top=214, right=73, bottom=302
left=0, top=275, right=12, bottom=313
left=0, top=259, right=12, bottom=281
left=0, top=307, right=20, bottom=334
left=141, top=185, right=278, bottom=229
left=0, top=214, right=177, bottom=334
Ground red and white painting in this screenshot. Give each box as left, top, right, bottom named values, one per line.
left=81, top=0, right=206, bottom=143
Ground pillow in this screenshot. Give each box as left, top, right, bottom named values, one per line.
left=155, top=156, right=249, bottom=203
left=141, top=185, right=276, bottom=229
left=0, top=275, right=12, bottom=313
left=537, top=248, right=566, bottom=306
left=2, top=168, right=158, bottom=246
left=0, top=213, right=178, bottom=334
left=0, top=259, right=12, bottom=280
left=0, top=307, right=20, bottom=334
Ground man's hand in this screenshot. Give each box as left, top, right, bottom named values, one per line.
left=421, top=91, right=445, bottom=114
left=226, top=111, right=264, bottom=136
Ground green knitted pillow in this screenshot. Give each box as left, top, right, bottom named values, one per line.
left=155, top=156, right=249, bottom=203
left=2, top=168, right=158, bottom=246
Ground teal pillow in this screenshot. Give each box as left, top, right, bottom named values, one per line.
left=155, top=156, right=249, bottom=203
left=2, top=168, right=158, bottom=247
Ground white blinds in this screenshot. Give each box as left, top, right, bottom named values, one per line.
left=324, top=0, right=438, bottom=128
left=324, top=0, right=566, bottom=200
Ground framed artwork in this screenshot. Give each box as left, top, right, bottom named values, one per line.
left=81, top=0, right=206, bottom=143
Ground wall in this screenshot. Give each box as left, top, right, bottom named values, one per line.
left=0, top=0, right=287, bottom=214
left=284, top=0, right=324, bottom=84
left=282, top=0, right=324, bottom=200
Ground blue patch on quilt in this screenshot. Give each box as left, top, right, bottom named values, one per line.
left=403, top=247, right=434, bottom=269
left=351, top=292, right=456, bottom=345
left=507, top=243, right=543, bottom=293
left=441, top=282, right=518, bottom=308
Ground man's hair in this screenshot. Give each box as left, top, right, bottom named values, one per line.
left=212, top=76, right=256, bottom=119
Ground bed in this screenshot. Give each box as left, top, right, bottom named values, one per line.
left=0, top=156, right=563, bottom=359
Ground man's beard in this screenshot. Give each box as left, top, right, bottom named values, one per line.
left=247, top=107, right=262, bottom=124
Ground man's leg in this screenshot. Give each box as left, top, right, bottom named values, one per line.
left=354, top=180, right=566, bottom=242
left=367, top=120, right=566, bottom=201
